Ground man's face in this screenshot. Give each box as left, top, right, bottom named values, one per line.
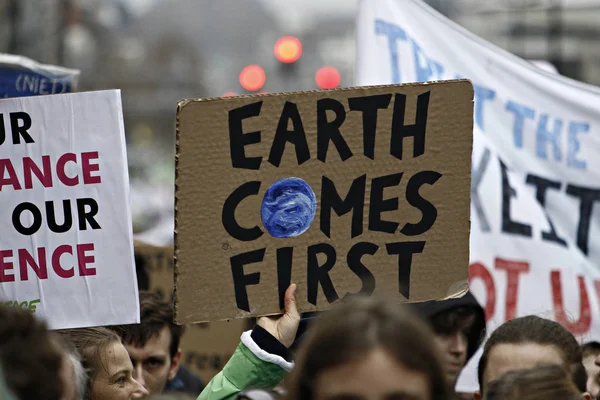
left=475, top=342, right=564, bottom=399
left=123, top=326, right=181, bottom=395
left=433, top=314, right=475, bottom=384
left=586, top=354, right=600, bottom=399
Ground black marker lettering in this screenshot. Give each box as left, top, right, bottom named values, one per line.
left=525, top=174, right=566, bottom=247
left=307, top=243, right=339, bottom=305
left=369, top=172, right=402, bottom=234
left=10, top=112, right=34, bottom=144
left=390, top=92, right=429, bottom=160
left=320, top=175, right=366, bottom=239
left=229, top=102, right=263, bottom=170
left=386, top=241, right=425, bottom=299
left=317, top=98, right=353, bottom=162
left=348, top=94, right=392, bottom=159
left=276, top=247, right=293, bottom=310
left=500, top=160, right=532, bottom=237
left=345, top=242, right=377, bottom=298
left=269, top=101, right=310, bottom=167
left=401, top=171, right=441, bottom=236
left=230, top=248, right=264, bottom=312
left=222, top=181, right=263, bottom=241
left=566, top=184, right=600, bottom=255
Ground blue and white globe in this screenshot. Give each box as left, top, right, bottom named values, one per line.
left=261, top=177, right=317, bottom=238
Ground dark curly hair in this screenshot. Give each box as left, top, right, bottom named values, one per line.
left=0, top=306, right=64, bottom=400
left=478, top=315, right=581, bottom=392
left=111, top=291, right=183, bottom=359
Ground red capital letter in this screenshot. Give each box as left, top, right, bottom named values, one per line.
left=52, top=245, right=74, bottom=278
left=81, top=152, right=101, bottom=184
left=469, top=262, right=496, bottom=322
left=0, top=159, right=22, bottom=190
left=77, top=243, right=96, bottom=276
left=495, top=258, right=530, bottom=321
left=0, top=250, right=15, bottom=282
left=23, top=156, right=53, bottom=189
left=551, top=271, right=591, bottom=335
left=18, top=247, right=48, bottom=281
left=56, top=153, right=79, bottom=186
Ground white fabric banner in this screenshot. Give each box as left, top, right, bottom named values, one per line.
left=356, top=0, right=600, bottom=392
left=0, top=90, right=139, bottom=329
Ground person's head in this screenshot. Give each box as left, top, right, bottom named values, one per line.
left=60, top=327, right=148, bottom=400
left=430, top=306, right=480, bottom=383
left=582, top=342, right=600, bottom=399
left=51, top=333, right=87, bottom=400
left=285, top=296, right=452, bottom=400
left=476, top=316, right=581, bottom=399
left=0, top=306, right=64, bottom=400
left=412, top=292, right=486, bottom=385
left=112, top=291, right=183, bottom=395
left=484, top=364, right=587, bottom=400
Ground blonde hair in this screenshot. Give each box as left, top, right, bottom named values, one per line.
left=58, top=327, right=122, bottom=399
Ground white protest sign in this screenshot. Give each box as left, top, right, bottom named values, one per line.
left=357, top=0, right=600, bottom=392
left=0, top=90, right=139, bottom=329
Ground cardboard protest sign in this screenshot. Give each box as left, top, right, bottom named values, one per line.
left=0, top=90, right=139, bottom=329
left=175, top=81, right=473, bottom=323
left=134, top=243, right=248, bottom=381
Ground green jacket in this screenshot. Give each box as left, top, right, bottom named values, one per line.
left=198, top=330, right=293, bottom=400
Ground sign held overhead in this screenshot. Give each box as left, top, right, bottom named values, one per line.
left=175, top=81, right=473, bottom=323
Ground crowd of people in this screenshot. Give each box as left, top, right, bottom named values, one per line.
left=2, top=278, right=600, bottom=400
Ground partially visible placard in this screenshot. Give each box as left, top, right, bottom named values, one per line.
left=0, top=90, right=138, bottom=329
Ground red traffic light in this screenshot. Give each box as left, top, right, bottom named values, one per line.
left=315, top=66, right=341, bottom=89
left=239, top=65, right=266, bottom=92
left=274, top=36, right=302, bottom=64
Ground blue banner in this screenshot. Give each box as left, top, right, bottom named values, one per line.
left=0, top=54, right=80, bottom=98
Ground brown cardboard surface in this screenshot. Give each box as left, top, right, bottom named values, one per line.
left=134, top=244, right=247, bottom=382
left=175, top=81, right=474, bottom=323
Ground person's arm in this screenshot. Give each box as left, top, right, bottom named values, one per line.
left=198, top=284, right=299, bottom=400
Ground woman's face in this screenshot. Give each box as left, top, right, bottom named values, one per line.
left=313, top=348, right=431, bottom=400
left=90, top=341, right=148, bottom=400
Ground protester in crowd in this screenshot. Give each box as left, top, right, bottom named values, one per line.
left=483, top=364, right=589, bottom=400
left=474, top=315, right=582, bottom=399
left=411, top=290, right=486, bottom=386
left=582, top=342, right=600, bottom=399
left=60, top=327, right=148, bottom=400
left=199, top=285, right=299, bottom=400
left=199, top=283, right=453, bottom=400
left=285, top=292, right=452, bottom=400
left=0, top=306, right=64, bottom=400
left=112, top=291, right=204, bottom=396
left=51, top=334, right=87, bottom=400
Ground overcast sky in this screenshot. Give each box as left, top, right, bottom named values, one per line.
left=124, top=0, right=357, bottom=28
left=260, top=0, right=357, bottom=30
